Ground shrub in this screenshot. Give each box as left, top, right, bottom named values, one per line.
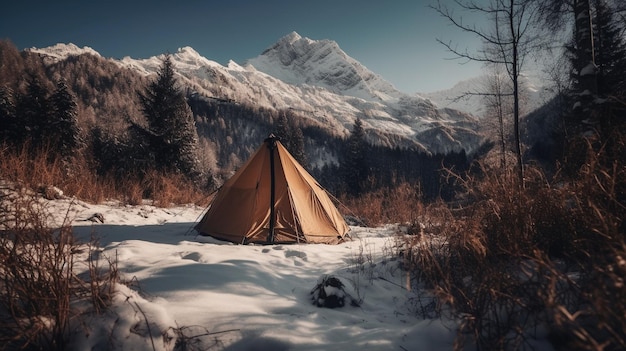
left=0, top=183, right=118, bottom=350
left=399, top=133, right=626, bottom=350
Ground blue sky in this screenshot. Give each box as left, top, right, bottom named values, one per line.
left=0, top=0, right=485, bottom=93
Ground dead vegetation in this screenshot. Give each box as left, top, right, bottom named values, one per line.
left=341, top=126, right=625, bottom=350
left=395, top=134, right=625, bottom=350
left=0, top=183, right=120, bottom=350
left=0, top=143, right=211, bottom=207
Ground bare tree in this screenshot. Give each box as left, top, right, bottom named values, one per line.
left=482, top=65, right=513, bottom=169
left=431, top=0, right=540, bottom=186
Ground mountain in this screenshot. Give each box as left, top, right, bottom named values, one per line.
left=246, top=31, right=400, bottom=102
left=422, top=74, right=554, bottom=118
left=28, top=43, right=101, bottom=62
left=28, top=32, right=483, bottom=155
left=245, top=32, right=483, bottom=154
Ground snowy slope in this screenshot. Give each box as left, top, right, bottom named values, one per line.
left=422, top=74, right=553, bottom=118
left=28, top=33, right=484, bottom=154
left=42, top=197, right=461, bottom=351
left=247, top=31, right=401, bottom=103
left=13, top=186, right=553, bottom=350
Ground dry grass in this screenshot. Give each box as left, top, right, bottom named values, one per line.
left=0, top=183, right=119, bottom=351
left=127, top=170, right=211, bottom=207
left=0, top=143, right=210, bottom=350
left=0, top=143, right=211, bottom=207
left=397, top=132, right=626, bottom=350
left=340, top=181, right=424, bottom=228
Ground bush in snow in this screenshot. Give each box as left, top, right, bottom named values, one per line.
left=310, top=275, right=359, bottom=308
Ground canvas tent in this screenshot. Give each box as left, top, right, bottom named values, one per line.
left=196, top=135, right=349, bottom=244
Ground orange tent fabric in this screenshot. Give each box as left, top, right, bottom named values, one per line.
left=195, top=136, right=349, bottom=244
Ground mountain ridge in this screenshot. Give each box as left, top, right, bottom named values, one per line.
left=27, top=32, right=484, bottom=154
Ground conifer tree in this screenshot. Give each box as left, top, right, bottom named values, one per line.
left=343, top=118, right=368, bottom=196
left=274, top=112, right=307, bottom=166
left=17, top=75, right=52, bottom=151
left=275, top=113, right=290, bottom=144
left=290, top=126, right=307, bottom=166
left=50, top=78, right=81, bottom=159
left=594, top=0, right=626, bottom=96
left=137, top=55, right=199, bottom=177
left=0, top=86, right=16, bottom=145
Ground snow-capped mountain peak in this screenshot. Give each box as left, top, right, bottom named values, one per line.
left=171, top=46, right=222, bottom=70
left=247, top=32, right=400, bottom=103
left=27, top=43, right=101, bottom=61
left=277, top=31, right=306, bottom=46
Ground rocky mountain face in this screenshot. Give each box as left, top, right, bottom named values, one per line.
left=29, top=32, right=484, bottom=155
left=246, top=32, right=484, bottom=154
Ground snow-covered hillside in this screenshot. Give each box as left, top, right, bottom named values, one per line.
left=247, top=31, right=401, bottom=103
left=45, top=197, right=460, bottom=350
left=422, top=74, right=553, bottom=118
left=28, top=32, right=484, bottom=154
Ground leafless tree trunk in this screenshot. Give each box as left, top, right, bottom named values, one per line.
left=431, top=0, right=539, bottom=187
left=483, top=66, right=511, bottom=169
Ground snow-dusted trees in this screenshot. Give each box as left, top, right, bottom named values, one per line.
left=274, top=111, right=307, bottom=166
left=539, top=0, right=626, bottom=134
left=572, top=0, right=599, bottom=102
left=136, top=55, right=200, bottom=178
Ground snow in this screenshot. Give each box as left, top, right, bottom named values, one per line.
left=41, top=197, right=461, bottom=350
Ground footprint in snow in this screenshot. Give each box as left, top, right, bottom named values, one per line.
left=285, top=250, right=307, bottom=261
left=182, top=252, right=202, bottom=262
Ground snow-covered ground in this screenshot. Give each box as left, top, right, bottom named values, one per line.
left=42, top=197, right=459, bottom=351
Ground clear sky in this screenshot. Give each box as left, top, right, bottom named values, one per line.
left=0, top=0, right=485, bottom=93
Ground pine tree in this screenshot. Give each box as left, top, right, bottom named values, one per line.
left=343, top=118, right=368, bottom=196
left=0, top=86, right=16, bottom=145
left=274, top=111, right=307, bottom=166
left=16, top=75, right=53, bottom=150
left=594, top=0, right=626, bottom=96
left=50, top=79, right=81, bottom=159
left=137, top=55, right=199, bottom=177
left=275, top=112, right=290, bottom=144
left=290, top=126, right=307, bottom=166
left=577, top=0, right=598, bottom=89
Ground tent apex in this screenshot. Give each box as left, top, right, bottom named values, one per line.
left=264, top=133, right=281, bottom=147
